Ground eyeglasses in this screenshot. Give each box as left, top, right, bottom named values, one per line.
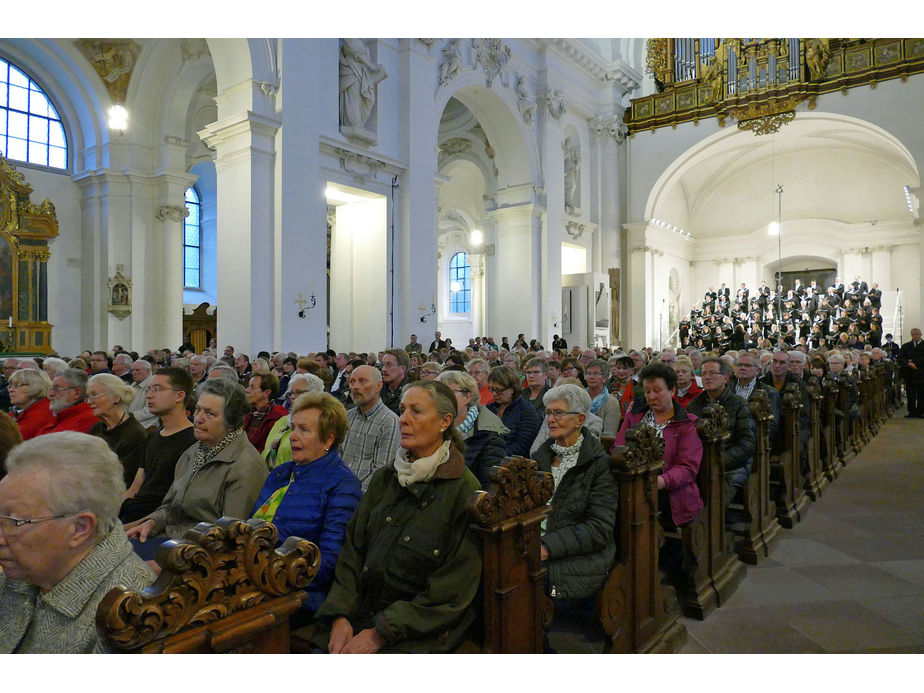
left=563, top=366, right=578, bottom=373
left=85, top=392, right=109, bottom=401
left=48, top=385, right=79, bottom=395
left=488, top=386, right=508, bottom=394
left=0, top=513, right=75, bottom=534
left=525, top=370, right=545, bottom=376
left=545, top=409, right=581, bottom=420
left=147, top=385, right=177, bottom=394
left=450, top=389, right=468, bottom=395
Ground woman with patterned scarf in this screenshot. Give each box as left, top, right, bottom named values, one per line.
left=125, top=379, right=267, bottom=560
left=532, top=383, right=618, bottom=652
left=436, top=369, right=509, bottom=488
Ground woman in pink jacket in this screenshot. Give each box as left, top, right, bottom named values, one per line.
left=612, top=362, right=703, bottom=576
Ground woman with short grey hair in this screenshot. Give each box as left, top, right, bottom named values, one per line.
left=87, top=373, right=147, bottom=487
left=437, top=369, right=508, bottom=488
left=532, top=376, right=617, bottom=649
left=9, top=368, right=55, bottom=441
left=0, top=431, right=155, bottom=653
left=126, top=379, right=267, bottom=560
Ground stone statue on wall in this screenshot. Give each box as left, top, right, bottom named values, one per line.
left=339, top=38, right=387, bottom=130
left=515, top=76, right=535, bottom=125
left=563, top=137, right=581, bottom=215
left=439, top=39, right=463, bottom=87
left=669, top=271, right=681, bottom=344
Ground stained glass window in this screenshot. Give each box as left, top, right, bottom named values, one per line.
left=0, top=57, right=67, bottom=169
left=184, top=187, right=201, bottom=288
left=449, top=251, right=471, bottom=314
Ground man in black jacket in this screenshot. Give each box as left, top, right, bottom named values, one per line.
left=688, top=358, right=755, bottom=506
left=899, top=328, right=924, bottom=417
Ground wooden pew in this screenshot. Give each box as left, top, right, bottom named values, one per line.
left=803, top=376, right=827, bottom=501
left=735, top=388, right=782, bottom=564
left=770, top=383, right=810, bottom=528
left=670, top=403, right=747, bottom=620
left=97, top=517, right=321, bottom=653
left=465, top=456, right=555, bottom=653
left=833, top=374, right=852, bottom=467
left=596, top=427, right=687, bottom=653
left=820, top=374, right=840, bottom=482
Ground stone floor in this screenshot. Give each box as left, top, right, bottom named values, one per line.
left=549, top=405, right=924, bottom=654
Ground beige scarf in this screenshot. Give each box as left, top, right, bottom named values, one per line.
left=394, top=440, right=450, bottom=487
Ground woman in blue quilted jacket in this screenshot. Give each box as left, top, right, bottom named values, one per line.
left=250, top=392, right=361, bottom=624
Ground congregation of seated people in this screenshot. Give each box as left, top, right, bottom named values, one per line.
left=0, top=320, right=915, bottom=653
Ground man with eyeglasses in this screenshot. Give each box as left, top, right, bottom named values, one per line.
left=688, top=358, right=756, bottom=515
left=760, top=349, right=811, bottom=462
left=379, top=348, right=410, bottom=417
left=119, top=367, right=196, bottom=523
left=340, top=365, right=400, bottom=492
left=37, top=368, right=97, bottom=435
left=730, top=352, right=781, bottom=442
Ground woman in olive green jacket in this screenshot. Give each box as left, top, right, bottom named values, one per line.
left=312, top=381, right=482, bottom=653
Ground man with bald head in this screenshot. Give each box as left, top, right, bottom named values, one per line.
left=338, top=365, right=400, bottom=492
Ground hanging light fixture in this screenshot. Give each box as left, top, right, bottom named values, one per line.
left=469, top=228, right=483, bottom=246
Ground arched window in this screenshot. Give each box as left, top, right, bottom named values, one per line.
left=449, top=251, right=471, bottom=314
left=0, top=57, right=67, bottom=169
left=184, top=187, right=201, bottom=288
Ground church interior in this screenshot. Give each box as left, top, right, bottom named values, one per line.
left=0, top=27, right=922, bottom=662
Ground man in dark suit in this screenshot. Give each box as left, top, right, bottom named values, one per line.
left=898, top=328, right=924, bottom=417
left=427, top=331, right=447, bottom=353
left=867, top=282, right=882, bottom=309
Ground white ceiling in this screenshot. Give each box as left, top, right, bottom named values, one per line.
left=650, top=113, right=920, bottom=239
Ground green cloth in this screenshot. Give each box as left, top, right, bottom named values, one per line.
left=262, top=416, right=293, bottom=469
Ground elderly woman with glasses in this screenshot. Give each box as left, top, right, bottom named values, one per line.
left=263, top=373, right=326, bottom=469
left=583, top=359, right=621, bottom=437
left=8, top=368, right=55, bottom=441
left=86, top=373, right=148, bottom=488
left=487, top=365, right=541, bottom=458
left=125, top=379, right=268, bottom=560
left=0, top=432, right=155, bottom=653
left=533, top=383, right=617, bottom=650
left=437, top=370, right=508, bottom=488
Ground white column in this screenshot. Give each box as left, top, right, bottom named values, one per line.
left=397, top=40, right=438, bottom=348
left=278, top=39, right=329, bottom=353
left=486, top=204, right=543, bottom=340
left=538, top=111, right=563, bottom=347
left=199, top=111, right=280, bottom=356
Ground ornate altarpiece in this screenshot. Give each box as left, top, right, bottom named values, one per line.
left=0, top=153, right=58, bottom=353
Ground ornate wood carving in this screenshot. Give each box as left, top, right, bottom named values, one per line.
left=468, top=455, right=554, bottom=526
left=97, top=518, right=321, bottom=652
left=770, top=383, right=810, bottom=528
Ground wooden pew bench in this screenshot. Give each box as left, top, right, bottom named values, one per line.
left=803, top=375, right=827, bottom=500
left=597, top=427, right=687, bottom=652
left=97, top=517, right=321, bottom=653
left=770, top=383, right=810, bottom=528
left=733, top=388, right=782, bottom=564
left=659, top=404, right=746, bottom=620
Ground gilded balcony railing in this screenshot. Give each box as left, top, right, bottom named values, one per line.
left=628, top=38, right=924, bottom=136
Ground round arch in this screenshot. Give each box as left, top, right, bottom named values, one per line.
left=436, top=74, right=540, bottom=189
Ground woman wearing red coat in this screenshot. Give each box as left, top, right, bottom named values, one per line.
left=612, top=362, right=703, bottom=576
left=9, top=369, right=55, bottom=441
